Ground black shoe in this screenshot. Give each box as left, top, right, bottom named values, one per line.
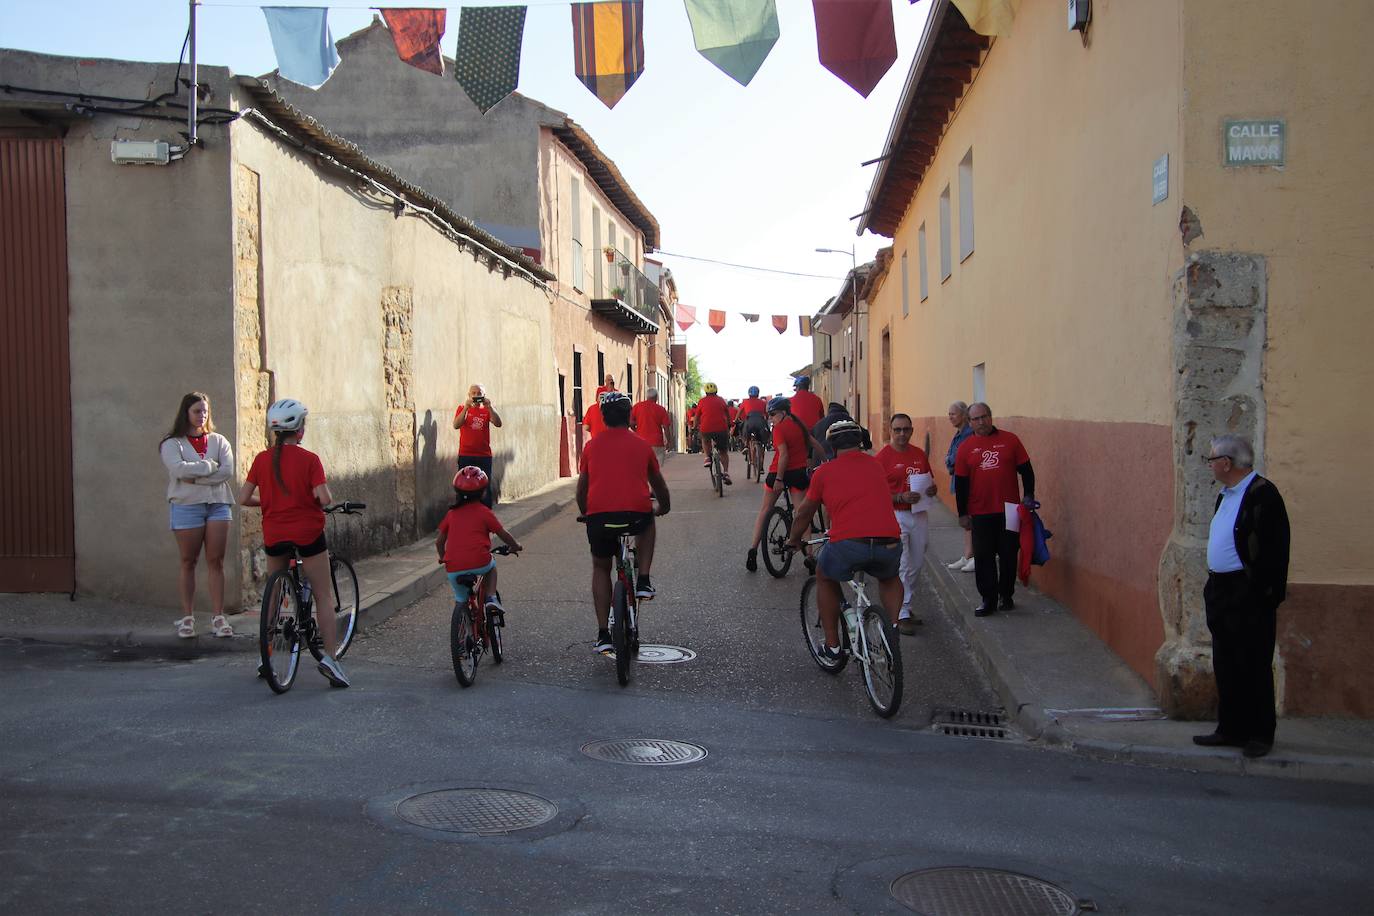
left=1242, top=740, right=1273, bottom=758
left=722, top=474, right=732, bottom=486
left=1000, top=597, right=1015, bottom=611
left=974, top=603, right=997, bottom=617
left=592, top=630, right=613, bottom=654
left=635, top=576, right=656, bottom=600
left=745, top=549, right=758, bottom=572
left=1192, top=732, right=1245, bottom=748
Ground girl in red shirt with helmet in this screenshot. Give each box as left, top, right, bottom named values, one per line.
left=436, top=466, right=523, bottom=613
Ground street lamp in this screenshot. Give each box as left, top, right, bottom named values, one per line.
left=815, top=245, right=862, bottom=415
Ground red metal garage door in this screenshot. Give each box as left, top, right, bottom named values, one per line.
left=0, top=137, right=74, bottom=592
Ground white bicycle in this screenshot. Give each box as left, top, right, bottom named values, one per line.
left=796, top=536, right=904, bottom=718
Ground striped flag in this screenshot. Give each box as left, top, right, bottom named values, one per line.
left=798, top=316, right=813, bottom=337
left=381, top=8, right=446, bottom=76
left=571, top=1, right=645, bottom=109
left=684, top=0, right=779, bottom=87
left=455, top=6, right=528, bottom=114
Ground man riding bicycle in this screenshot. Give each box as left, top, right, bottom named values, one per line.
left=695, top=382, right=733, bottom=486
left=577, top=391, right=672, bottom=654
left=738, top=386, right=770, bottom=471
left=784, top=420, right=904, bottom=664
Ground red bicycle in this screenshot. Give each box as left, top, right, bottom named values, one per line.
left=449, top=546, right=514, bottom=687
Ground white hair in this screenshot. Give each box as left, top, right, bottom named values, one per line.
left=646, top=388, right=659, bottom=399
left=1209, top=434, right=1254, bottom=468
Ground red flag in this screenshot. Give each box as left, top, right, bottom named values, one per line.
left=381, top=8, right=447, bottom=76
left=708, top=309, right=727, bottom=333
left=813, top=0, right=897, bottom=98
left=675, top=303, right=697, bottom=331
left=772, top=315, right=788, bottom=334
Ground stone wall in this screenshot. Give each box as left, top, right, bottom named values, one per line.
left=382, top=286, right=417, bottom=541
left=233, top=163, right=272, bottom=607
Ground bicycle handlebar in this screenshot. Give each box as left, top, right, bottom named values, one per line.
left=491, top=545, right=517, bottom=556
left=325, top=501, right=367, bottom=514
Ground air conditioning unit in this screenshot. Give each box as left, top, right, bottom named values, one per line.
left=1068, top=0, right=1091, bottom=31
left=110, top=140, right=170, bottom=165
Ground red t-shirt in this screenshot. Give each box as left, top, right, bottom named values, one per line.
left=438, top=502, right=503, bottom=571
left=696, top=394, right=731, bottom=434
left=739, top=397, right=768, bottom=418
left=188, top=433, right=208, bottom=457
left=455, top=404, right=493, bottom=457
left=874, top=444, right=933, bottom=512
left=790, top=390, right=825, bottom=431
left=583, top=402, right=605, bottom=439
left=686, top=406, right=698, bottom=429
left=630, top=400, right=670, bottom=446
left=247, top=444, right=327, bottom=546
left=769, top=415, right=810, bottom=474
left=727, top=404, right=739, bottom=423
left=805, top=450, right=901, bottom=541
left=579, top=427, right=661, bottom=514
left=954, top=429, right=1031, bottom=516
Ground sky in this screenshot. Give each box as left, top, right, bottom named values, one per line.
left=0, top=0, right=933, bottom=400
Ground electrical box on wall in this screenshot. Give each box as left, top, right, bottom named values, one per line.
left=110, top=140, right=170, bottom=165
left=1068, top=0, right=1091, bottom=31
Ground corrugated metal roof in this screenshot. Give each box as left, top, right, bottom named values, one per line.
left=237, top=77, right=556, bottom=282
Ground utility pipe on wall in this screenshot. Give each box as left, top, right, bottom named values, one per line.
left=188, top=0, right=198, bottom=144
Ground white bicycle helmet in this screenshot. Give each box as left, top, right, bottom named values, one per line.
left=267, top=398, right=308, bottom=432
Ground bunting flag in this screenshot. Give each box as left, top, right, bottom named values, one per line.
left=772, top=315, right=788, bottom=334
left=571, top=1, right=645, bottom=109
left=708, top=309, right=727, bottom=333
left=675, top=303, right=698, bottom=331
left=951, top=0, right=1021, bottom=37
left=263, top=7, right=341, bottom=88
left=740, top=313, right=760, bottom=322
left=812, top=0, right=897, bottom=98
left=684, top=0, right=779, bottom=87
left=455, top=6, right=528, bottom=113
left=798, top=316, right=813, bottom=337
left=381, top=8, right=446, bottom=76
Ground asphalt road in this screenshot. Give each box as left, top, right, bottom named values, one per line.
left=3, top=458, right=1372, bottom=914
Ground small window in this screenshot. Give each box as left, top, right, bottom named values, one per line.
left=900, top=252, right=910, bottom=317
left=918, top=223, right=929, bottom=301
left=958, top=148, right=974, bottom=261
left=626, top=362, right=633, bottom=396
left=939, top=186, right=952, bottom=281
left=570, top=180, right=584, bottom=292
left=973, top=362, right=986, bottom=404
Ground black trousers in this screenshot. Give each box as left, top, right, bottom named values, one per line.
left=1204, top=571, right=1277, bottom=744
left=457, top=455, right=495, bottom=508
left=970, top=513, right=1019, bottom=606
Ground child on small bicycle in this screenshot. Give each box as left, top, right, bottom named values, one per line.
left=436, top=467, right=523, bottom=612
left=239, top=398, right=350, bottom=688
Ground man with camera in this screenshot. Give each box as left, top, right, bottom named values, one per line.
left=454, top=383, right=503, bottom=507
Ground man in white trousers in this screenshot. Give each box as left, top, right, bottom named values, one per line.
left=874, top=414, right=939, bottom=635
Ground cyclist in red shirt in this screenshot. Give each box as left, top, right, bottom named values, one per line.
left=436, top=466, right=523, bottom=615
left=785, top=421, right=903, bottom=664
left=695, top=382, right=734, bottom=485
left=874, top=413, right=940, bottom=635
left=685, top=402, right=700, bottom=453
left=577, top=392, right=672, bottom=654
left=239, top=399, right=349, bottom=688
left=630, top=388, right=672, bottom=464
left=453, top=383, right=503, bottom=508
left=790, top=376, right=826, bottom=466
left=745, top=396, right=815, bottom=572
left=738, top=386, right=770, bottom=472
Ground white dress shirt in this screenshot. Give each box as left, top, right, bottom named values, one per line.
left=1207, top=470, right=1257, bottom=573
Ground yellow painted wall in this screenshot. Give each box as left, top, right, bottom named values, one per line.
left=1179, top=0, right=1374, bottom=585
left=868, top=0, right=1184, bottom=426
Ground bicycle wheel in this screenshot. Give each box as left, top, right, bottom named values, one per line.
left=860, top=606, right=903, bottom=718
left=799, top=576, right=848, bottom=674
left=761, top=506, right=794, bottom=578
left=713, top=454, right=724, bottom=497
left=611, top=579, right=632, bottom=686
left=486, top=613, right=503, bottom=664
left=330, top=556, right=360, bottom=659
left=259, top=570, right=301, bottom=693
left=450, top=601, right=477, bottom=687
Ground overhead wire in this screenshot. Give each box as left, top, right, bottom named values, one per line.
left=653, top=249, right=844, bottom=280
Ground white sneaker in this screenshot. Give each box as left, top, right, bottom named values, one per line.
left=946, top=556, right=970, bottom=570
left=317, top=655, right=350, bottom=688
left=961, top=557, right=976, bottom=573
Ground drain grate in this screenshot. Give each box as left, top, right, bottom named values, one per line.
left=891, top=867, right=1084, bottom=915
left=395, top=788, right=558, bottom=836
left=581, top=738, right=708, bottom=766
left=932, top=709, right=1010, bottom=739
left=636, top=644, right=697, bottom=664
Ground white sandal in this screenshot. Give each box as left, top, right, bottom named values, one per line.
left=175, top=615, right=195, bottom=638
left=210, top=614, right=234, bottom=638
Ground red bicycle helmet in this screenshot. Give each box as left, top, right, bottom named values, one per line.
left=453, top=466, right=489, bottom=492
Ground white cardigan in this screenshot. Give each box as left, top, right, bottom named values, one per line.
left=160, top=433, right=236, bottom=505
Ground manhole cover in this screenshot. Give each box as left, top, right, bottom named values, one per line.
left=932, top=709, right=1010, bottom=739
left=891, top=867, right=1082, bottom=915
left=581, top=738, right=708, bottom=766
left=636, top=644, right=697, bottom=664
left=395, top=788, right=558, bottom=836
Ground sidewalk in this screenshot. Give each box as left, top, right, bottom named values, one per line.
left=921, top=503, right=1374, bottom=785
left=0, top=478, right=577, bottom=656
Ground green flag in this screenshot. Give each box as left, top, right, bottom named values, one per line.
left=684, top=0, right=779, bottom=87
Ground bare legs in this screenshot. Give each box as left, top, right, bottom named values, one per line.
left=266, top=551, right=340, bottom=657
left=816, top=572, right=904, bottom=649
left=174, top=520, right=228, bottom=618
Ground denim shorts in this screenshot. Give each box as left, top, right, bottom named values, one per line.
left=447, top=560, right=496, bottom=603
left=169, top=501, right=232, bottom=530
left=817, top=538, right=902, bottom=582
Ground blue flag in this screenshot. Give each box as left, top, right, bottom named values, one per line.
left=263, top=7, right=341, bottom=88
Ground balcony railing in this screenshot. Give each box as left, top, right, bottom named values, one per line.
left=591, top=247, right=660, bottom=334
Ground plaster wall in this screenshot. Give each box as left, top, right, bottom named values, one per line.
left=0, top=53, right=242, bottom=608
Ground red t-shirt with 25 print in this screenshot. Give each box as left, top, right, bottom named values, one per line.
left=954, top=429, right=1030, bottom=516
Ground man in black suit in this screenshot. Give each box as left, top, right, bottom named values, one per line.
left=1193, top=434, right=1290, bottom=759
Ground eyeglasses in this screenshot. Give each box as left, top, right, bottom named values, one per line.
left=969, top=415, right=991, bottom=422
left=890, top=426, right=913, bottom=433
left=1203, top=454, right=1230, bottom=464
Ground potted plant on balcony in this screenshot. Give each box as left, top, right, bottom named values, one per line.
left=610, top=286, right=626, bottom=301
left=603, top=246, right=616, bottom=263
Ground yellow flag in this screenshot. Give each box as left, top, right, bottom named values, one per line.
left=951, top=0, right=1020, bottom=37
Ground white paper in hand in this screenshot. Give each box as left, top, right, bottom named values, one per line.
left=908, top=472, right=934, bottom=512
left=1004, top=501, right=1021, bottom=532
